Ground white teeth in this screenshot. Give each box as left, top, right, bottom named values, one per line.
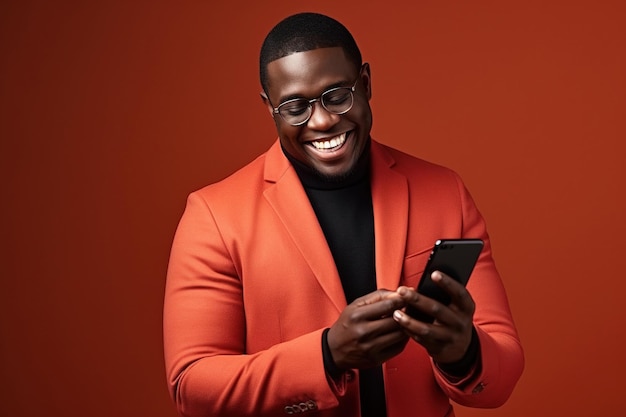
left=311, top=133, right=346, bottom=150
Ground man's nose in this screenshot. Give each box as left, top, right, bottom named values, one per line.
left=306, top=101, right=340, bottom=130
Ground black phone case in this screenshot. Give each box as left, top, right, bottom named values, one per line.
left=405, top=239, right=483, bottom=323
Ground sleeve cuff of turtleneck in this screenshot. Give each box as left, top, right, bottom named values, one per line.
left=435, top=326, right=480, bottom=381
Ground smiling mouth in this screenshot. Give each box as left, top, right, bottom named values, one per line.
left=308, top=132, right=347, bottom=152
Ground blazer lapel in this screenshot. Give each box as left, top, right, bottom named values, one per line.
left=370, top=141, right=409, bottom=291
left=262, top=141, right=346, bottom=313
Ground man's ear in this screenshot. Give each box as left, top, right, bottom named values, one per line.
left=260, top=92, right=275, bottom=117
left=360, top=63, right=372, bottom=100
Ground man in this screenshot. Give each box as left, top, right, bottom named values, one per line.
left=163, top=12, right=523, bottom=417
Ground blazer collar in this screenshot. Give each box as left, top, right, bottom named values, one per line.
left=262, top=139, right=408, bottom=310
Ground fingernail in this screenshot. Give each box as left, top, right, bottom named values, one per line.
left=431, top=271, right=442, bottom=281
left=393, top=310, right=403, bottom=320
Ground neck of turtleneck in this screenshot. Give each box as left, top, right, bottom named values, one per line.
left=280, top=140, right=386, bottom=417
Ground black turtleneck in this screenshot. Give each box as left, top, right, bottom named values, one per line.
left=283, top=142, right=387, bottom=417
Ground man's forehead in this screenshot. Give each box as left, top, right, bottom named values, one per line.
left=265, top=47, right=356, bottom=97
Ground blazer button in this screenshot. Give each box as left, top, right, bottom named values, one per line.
left=285, top=400, right=317, bottom=414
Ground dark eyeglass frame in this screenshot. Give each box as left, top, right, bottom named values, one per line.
left=270, top=77, right=360, bottom=126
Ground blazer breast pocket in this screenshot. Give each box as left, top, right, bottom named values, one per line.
left=401, top=246, right=432, bottom=288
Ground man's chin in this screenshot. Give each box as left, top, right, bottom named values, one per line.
left=310, top=160, right=359, bottom=182
left=310, top=145, right=370, bottom=182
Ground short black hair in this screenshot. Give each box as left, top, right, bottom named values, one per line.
left=259, top=12, right=362, bottom=93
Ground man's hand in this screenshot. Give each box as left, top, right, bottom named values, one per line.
left=327, top=290, right=409, bottom=370
left=392, top=271, right=475, bottom=364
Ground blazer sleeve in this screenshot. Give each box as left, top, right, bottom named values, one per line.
left=163, top=192, right=346, bottom=417
left=432, top=173, right=525, bottom=407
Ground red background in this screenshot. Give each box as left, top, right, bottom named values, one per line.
left=1, top=1, right=625, bottom=416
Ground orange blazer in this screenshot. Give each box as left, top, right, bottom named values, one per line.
left=163, top=139, right=524, bottom=417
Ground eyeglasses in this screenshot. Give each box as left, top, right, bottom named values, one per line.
left=270, top=78, right=359, bottom=126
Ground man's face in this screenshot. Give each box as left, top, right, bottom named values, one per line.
left=263, top=47, right=372, bottom=179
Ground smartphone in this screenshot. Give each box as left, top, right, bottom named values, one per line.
left=405, top=239, right=483, bottom=323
